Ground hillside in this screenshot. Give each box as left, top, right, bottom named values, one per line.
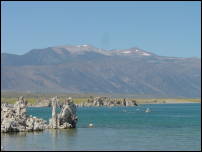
left=1, top=45, right=201, bottom=98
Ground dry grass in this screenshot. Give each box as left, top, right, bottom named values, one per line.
left=1, top=92, right=200, bottom=104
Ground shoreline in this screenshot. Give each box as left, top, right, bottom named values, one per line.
left=137, top=101, right=201, bottom=104
left=27, top=101, right=200, bottom=108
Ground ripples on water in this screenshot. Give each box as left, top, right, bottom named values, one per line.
left=1, top=103, right=201, bottom=151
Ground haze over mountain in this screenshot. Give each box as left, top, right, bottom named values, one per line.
left=1, top=45, right=201, bottom=98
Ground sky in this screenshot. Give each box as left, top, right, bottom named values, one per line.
left=1, top=1, right=201, bottom=57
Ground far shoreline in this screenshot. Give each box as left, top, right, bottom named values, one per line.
left=27, top=101, right=201, bottom=108
left=138, top=101, right=201, bottom=104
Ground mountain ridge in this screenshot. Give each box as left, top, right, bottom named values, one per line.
left=1, top=45, right=201, bottom=98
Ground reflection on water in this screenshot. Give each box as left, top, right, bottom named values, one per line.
left=1, top=129, right=78, bottom=138
left=2, top=132, right=28, bottom=137
left=46, top=129, right=78, bottom=151
left=1, top=129, right=79, bottom=151
left=48, top=128, right=78, bottom=137
left=1, top=130, right=45, bottom=137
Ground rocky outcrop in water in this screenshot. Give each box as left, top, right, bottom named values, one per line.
left=28, top=98, right=51, bottom=107
left=78, top=97, right=138, bottom=107
left=49, top=97, right=78, bottom=129
left=1, top=96, right=78, bottom=133
left=49, top=96, right=58, bottom=129
left=1, top=96, right=48, bottom=133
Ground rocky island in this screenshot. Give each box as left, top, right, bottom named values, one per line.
left=77, top=96, right=138, bottom=107
left=1, top=96, right=78, bottom=133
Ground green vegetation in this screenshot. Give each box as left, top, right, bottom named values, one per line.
left=1, top=92, right=201, bottom=105
left=1, top=97, right=36, bottom=104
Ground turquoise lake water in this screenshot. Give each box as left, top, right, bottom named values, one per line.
left=1, top=103, right=201, bottom=151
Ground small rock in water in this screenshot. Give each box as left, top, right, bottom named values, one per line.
left=89, top=123, right=93, bottom=127
left=145, top=108, right=151, bottom=113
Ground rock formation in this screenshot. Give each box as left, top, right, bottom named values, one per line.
left=29, top=98, right=51, bottom=107
left=49, top=97, right=78, bottom=129
left=49, top=96, right=58, bottom=129
left=1, top=96, right=48, bottom=133
left=1, top=96, right=78, bottom=133
left=77, top=97, right=138, bottom=107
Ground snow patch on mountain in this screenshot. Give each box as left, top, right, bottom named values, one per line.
left=121, top=51, right=131, bottom=54
left=77, top=44, right=89, bottom=47
left=141, top=52, right=151, bottom=56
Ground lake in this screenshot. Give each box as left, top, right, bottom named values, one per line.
left=1, top=103, right=201, bottom=151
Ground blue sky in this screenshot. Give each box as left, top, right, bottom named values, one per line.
left=1, top=1, right=201, bottom=57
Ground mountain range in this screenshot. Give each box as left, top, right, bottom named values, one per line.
left=1, top=44, right=201, bottom=98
